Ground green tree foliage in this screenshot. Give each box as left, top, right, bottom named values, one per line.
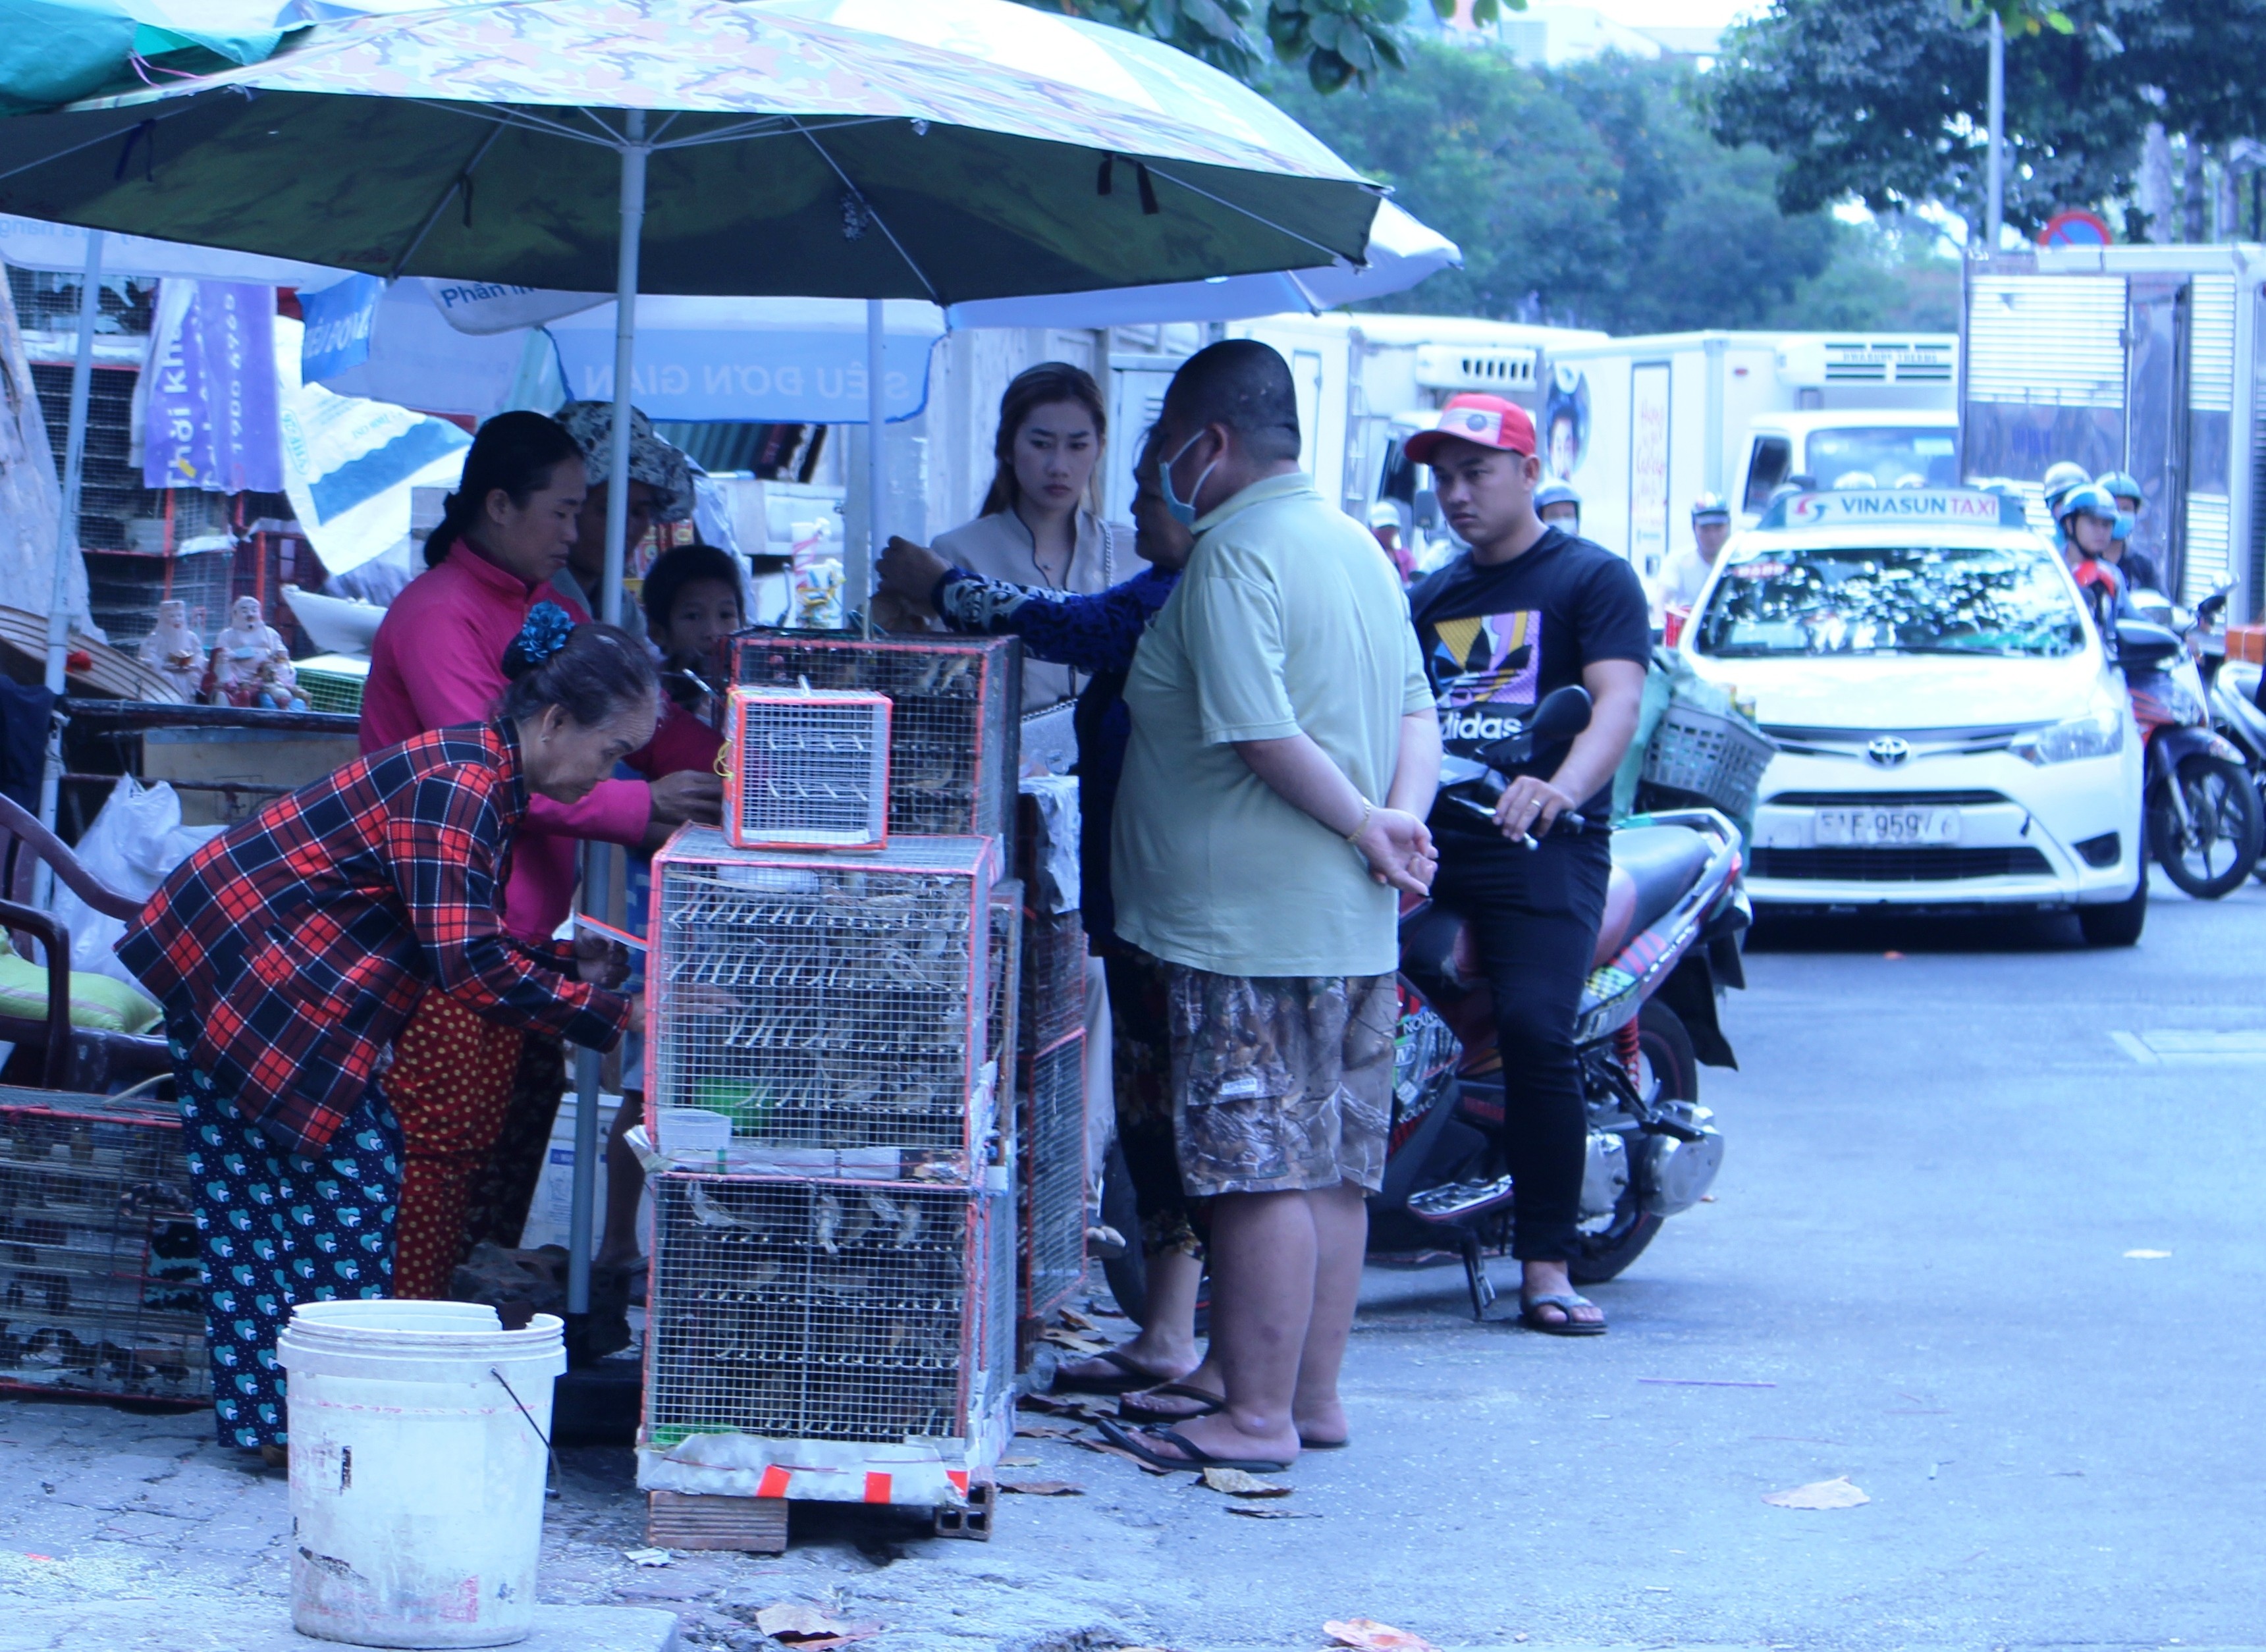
left=1013, top=0, right=1517, bottom=92
left=1272, top=41, right=1941, bottom=332
left=1707, top=0, right=2266, bottom=234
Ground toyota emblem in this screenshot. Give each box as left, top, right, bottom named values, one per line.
left=1866, top=735, right=1912, bottom=768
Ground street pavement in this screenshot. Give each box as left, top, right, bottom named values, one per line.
left=3, top=870, right=2261, bottom=1651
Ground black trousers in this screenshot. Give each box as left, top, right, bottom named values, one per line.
left=1428, top=826, right=1612, bottom=1262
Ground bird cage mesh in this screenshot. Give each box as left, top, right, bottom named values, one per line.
left=1019, top=909, right=1087, bottom=1057
left=730, top=635, right=1021, bottom=859
left=1019, top=1034, right=1087, bottom=1323
left=0, top=1087, right=205, bottom=1402
left=986, top=882, right=1022, bottom=1086
left=643, top=1173, right=1014, bottom=1449
left=723, top=687, right=892, bottom=851
left=646, top=829, right=998, bottom=1177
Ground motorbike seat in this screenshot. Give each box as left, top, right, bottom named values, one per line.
left=1591, top=866, right=1638, bottom=969
left=1609, top=825, right=1712, bottom=942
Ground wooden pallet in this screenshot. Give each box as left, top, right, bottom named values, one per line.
left=646, top=1491, right=788, bottom=1554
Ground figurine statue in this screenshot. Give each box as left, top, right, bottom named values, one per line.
left=136, top=600, right=204, bottom=703
left=208, top=596, right=306, bottom=711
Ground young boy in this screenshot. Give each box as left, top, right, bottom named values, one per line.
left=601, top=543, right=743, bottom=1269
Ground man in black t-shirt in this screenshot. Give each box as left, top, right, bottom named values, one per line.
left=1404, top=392, right=1650, bottom=1336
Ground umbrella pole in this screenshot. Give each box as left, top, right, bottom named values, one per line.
left=861, top=298, right=884, bottom=639
left=33, top=228, right=103, bottom=901
left=567, top=111, right=647, bottom=1323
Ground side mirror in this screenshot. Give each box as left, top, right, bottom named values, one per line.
left=1413, top=489, right=1442, bottom=532
left=1529, top=684, right=1595, bottom=745
left=2114, top=619, right=2183, bottom=670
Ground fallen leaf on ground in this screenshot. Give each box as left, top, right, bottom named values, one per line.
left=1038, top=1327, right=1109, bottom=1354
left=1226, top=1505, right=1319, bottom=1520
left=755, top=1604, right=886, bottom=1646
left=1200, top=1466, right=1291, bottom=1498
left=1324, top=1619, right=1438, bottom=1652
left=1762, top=1476, right=1870, bottom=1510
left=622, top=1548, right=672, bottom=1566
left=998, top=1454, right=1041, bottom=1467
left=1015, top=1424, right=1081, bottom=1440
left=1060, top=1307, right=1100, bottom=1332
left=2124, top=1248, right=2171, bottom=1259
left=998, top=1479, right=1085, bottom=1496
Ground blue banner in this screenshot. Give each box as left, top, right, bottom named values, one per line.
left=547, top=325, right=937, bottom=423
left=144, top=280, right=283, bottom=494
left=299, top=273, right=383, bottom=384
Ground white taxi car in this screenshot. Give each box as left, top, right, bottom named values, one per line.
left=1678, top=488, right=2148, bottom=944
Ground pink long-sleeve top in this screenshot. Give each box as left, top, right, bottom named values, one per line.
left=361, top=542, right=654, bottom=944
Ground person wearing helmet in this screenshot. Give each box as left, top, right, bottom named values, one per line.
left=2040, top=460, right=2092, bottom=521
left=2057, top=483, right=2131, bottom=628
left=2095, top=469, right=2163, bottom=594
left=1661, top=493, right=1732, bottom=610
left=1534, top=479, right=1581, bottom=532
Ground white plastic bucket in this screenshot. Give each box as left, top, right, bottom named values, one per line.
left=277, top=1302, right=566, bottom=1649
left=653, top=1106, right=732, bottom=1165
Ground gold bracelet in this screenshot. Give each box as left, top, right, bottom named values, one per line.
left=1345, top=798, right=1374, bottom=843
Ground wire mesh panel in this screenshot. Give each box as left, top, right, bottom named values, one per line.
left=986, top=881, right=1022, bottom=1084
left=644, top=1173, right=1012, bottom=1449
left=647, top=829, right=998, bottom=1176
left=1017, top=1036, right=1087, bottom=1323
left=724, top=687, right=892, bottom=850
left=731, top=635, right=1021, bottom=857
left=0, top=1088, right=204, bottom=1402
left=1019, top=908, right=1087, bottom=1059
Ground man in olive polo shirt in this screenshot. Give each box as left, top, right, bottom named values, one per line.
left=1100, top=340, right=1442, bottom=1473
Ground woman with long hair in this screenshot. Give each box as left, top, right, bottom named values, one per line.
left=918, top=362, right=1134, bottom=712
left=121, top=615, right=655, bottom=1458
left=360, top=412, right=720, bottom=1298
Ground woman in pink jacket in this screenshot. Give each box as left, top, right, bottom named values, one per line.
left=362, top=411, right=720, bottom=1296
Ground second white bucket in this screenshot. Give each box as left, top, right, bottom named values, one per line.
left=277, top=1302, right=566, bottom=1649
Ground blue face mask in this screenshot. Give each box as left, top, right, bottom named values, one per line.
left=1160, top=431, right=1220, bottom=529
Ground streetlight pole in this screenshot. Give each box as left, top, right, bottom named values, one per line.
left=1985, top=11, right=2005, bottom=255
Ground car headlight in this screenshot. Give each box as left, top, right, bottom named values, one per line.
left=2011, top=707, right=2125, bottom=764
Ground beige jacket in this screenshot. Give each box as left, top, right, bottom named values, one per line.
left=930, top=506, right=1130, bottom=712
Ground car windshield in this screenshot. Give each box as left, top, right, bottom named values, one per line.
left=1805, top=427, right=1959, bottom=491
left=1695, top=541, right=2086, bottom=658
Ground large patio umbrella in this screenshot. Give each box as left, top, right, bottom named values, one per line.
left=0, top=0, right=1387, bottom=1314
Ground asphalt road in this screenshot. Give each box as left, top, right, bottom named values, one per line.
left=895, top=870, right=2266, bottom=1652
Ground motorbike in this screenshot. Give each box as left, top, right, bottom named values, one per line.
left=2117, top=589, right=2263, bottom=900
left=2193, top=591, right=2266, bottom=885
left=1367, top=686, right=1748, bottom=1316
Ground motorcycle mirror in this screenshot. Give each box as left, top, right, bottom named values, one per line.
left=2113, top=618, right=2184, bottom=669
left=2198, top=584, right=2234, bottom=626
left=1413, top=488, right=1442, bottom=531
left=1528, top=685, right=1595, bottom=745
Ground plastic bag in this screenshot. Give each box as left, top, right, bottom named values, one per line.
left=49, top=776, right=226, bottom=988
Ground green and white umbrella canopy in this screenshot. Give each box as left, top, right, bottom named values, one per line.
left=0, top=0, right=1384, bottom=302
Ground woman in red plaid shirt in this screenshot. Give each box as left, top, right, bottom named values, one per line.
left=119, top=615, right=656, bottom=1456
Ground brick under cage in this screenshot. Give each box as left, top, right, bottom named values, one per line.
left=0, top=1088, right=205, bottom=1403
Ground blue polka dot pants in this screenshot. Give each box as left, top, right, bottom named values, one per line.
left=169, top=1025, right=401, bottom=1451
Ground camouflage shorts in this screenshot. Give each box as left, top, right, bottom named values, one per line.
left=1168, top=967, right=1396, bottom=1198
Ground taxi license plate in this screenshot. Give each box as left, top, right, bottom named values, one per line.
left=1813, top=806, right=1962, bottom=847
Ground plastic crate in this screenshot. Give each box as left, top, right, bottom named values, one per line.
left=1640, top=701, right=1775, bottom=816
left=0, top=1085, right=205, bottom=1403
left=293, top=658, right=367, bottom=716
left=722, top=685, right=891, bottom=850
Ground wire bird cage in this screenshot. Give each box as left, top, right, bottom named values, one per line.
left=646, top=829, right=999, bottom=1179
left=643, top=1173, right=1015, bottom=1451
left=986, top=881, right=1021, bottom=1082
left=730, top=635, right=1021, bottom=859
left=1019, top=908, right=1087, bottom=1058
left=0, top=1087, right=205, bottom=1402
left=724, top=686, right=892, bottom=851
left=1018, top=1032, right=1087, bottom=1325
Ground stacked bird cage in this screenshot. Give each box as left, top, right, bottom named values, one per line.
left=731, top=635, right=1022, bottom=861
left=722, top=685, right=892, bottom=851
left=1012, top=788, right=1089, bottom=1329
left=0, top=1086, right=205, bottom=1403
left=638, top=829, right=1015, bottom=1533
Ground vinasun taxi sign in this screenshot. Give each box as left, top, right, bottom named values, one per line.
left=1755, top=489, right=2028, bottom=531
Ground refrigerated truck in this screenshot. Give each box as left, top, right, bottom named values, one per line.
left=1958, top=244, right=2266, bottom=614
left=1538, top=332, right=1958, bottom=585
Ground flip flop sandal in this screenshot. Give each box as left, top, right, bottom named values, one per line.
left=1051, top=1347, right=1181, bottom=1396
left=1518, top=1292, right=1607, bottom=1337
left=1118, top=1382, right=1226, bottom=1424
left=1298, top=1435, right=1349, bottom=1451
left=1096, top=1416, right=1291, bottom=1475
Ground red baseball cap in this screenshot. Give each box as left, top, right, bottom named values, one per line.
left=1404, top=393, right=1537, bottom=466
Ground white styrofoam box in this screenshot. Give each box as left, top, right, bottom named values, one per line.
left=521, top=1094, right=655, bottom=1256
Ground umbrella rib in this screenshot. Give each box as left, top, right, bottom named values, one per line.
left=653, top=115, right=877, bottom=152
left=388, top=122, right=505, bottom=281
left=0, top=104, right=198, bottom=190
left=1140, top=163, right=1378, bottom=265
left=792, top=120, right=941, bottom=304
left=403, top=99, right=617, bottom=149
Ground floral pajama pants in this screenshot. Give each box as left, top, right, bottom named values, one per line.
left=169, top=1018, right=400, bottom=1451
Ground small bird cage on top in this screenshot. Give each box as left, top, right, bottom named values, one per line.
left=722, top=685, right=892, bottom=851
